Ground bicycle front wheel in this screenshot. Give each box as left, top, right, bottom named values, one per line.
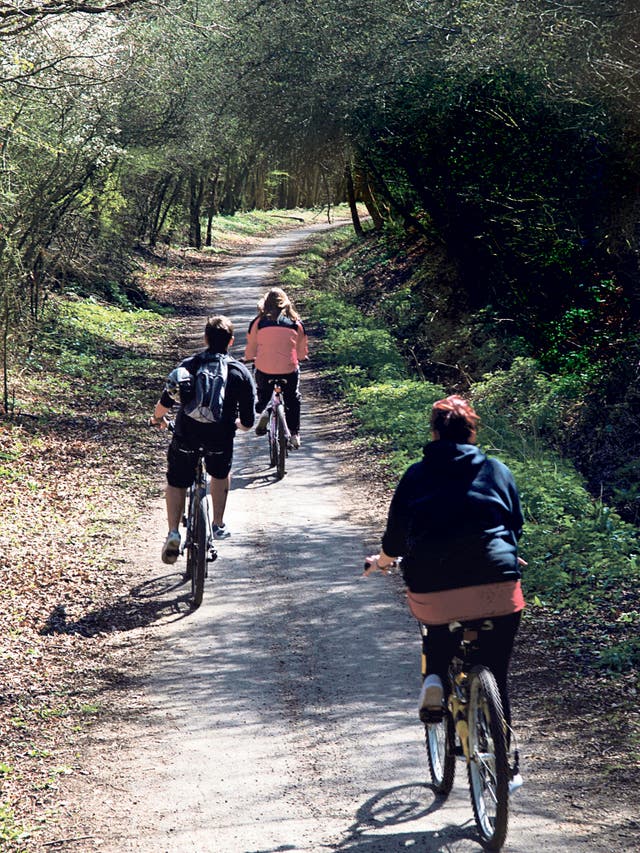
left=276, top=404, right=287, bottom=479
left=185, top=490, right=197, bottom=583
left=467, top=666, right=510, bottom=850
left=426, top=709, right=456, bottom=795
left=191, top=499, right=207, bottom=608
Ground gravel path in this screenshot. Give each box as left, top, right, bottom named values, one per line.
left=62, top=225, right=631, bottom=853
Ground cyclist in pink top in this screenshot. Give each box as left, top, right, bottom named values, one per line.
left=244, top=287, right=308, bottom=448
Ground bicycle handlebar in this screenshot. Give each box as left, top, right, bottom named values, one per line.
left=363, top=556, right=398, bottom=575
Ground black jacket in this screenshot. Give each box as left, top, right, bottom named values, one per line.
left=381, top=441, right=524, bottom=594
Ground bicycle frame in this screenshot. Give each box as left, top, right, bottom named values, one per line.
left=265, top=379, right=291, bottom=479
left=421, top=620, right=517, bottom=850
left=420, top=621, right=517, bottom=760
left=163, top=421, right=216, bottom=607
left=267, top=380, right=291, bottom=442
left=182, top=450, right=217, bottom=607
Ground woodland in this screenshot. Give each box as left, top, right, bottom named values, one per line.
left=1, top=0, right=640, bottom=845
left=1, top=1, right=640, bottom=510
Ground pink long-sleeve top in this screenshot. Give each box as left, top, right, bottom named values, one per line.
left=244, top=314, right=308, bottom=375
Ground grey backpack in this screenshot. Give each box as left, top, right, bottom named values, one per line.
left=183, top=353, right=228, bottom=423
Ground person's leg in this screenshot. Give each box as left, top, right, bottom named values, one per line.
left=166, top=485, right=187, bottom=531
left=476, top=611, right=522, bottom=726
left=254, top=369, right=271, bottom=413
left=283, top=370, right=301, bottom=434
left=210, top=474, right=230, bottom=527
left=205, top=438, right=234, bottom=537
left=418, top=623, right=460, bottom=714
left=254, top=370, right=272, bottom=435
left=162, top=437, right=196, bottom=564
left=424, top=623, right=461, bottom=686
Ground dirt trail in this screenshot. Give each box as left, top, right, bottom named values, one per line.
left=57, top=225, right=635, bottom=853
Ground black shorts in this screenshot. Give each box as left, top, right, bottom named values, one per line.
left=166, top=435, right=234, bottom=487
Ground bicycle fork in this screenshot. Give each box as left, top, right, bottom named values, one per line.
left=450, top=673, right=471, bottom=761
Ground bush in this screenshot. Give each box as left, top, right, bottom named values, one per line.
left=317, top=328, right=406, bottom=383
left=472, top=357, right=586, bottom=445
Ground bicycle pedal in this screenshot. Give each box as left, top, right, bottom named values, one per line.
left=207, top=549, right=218, bottom=563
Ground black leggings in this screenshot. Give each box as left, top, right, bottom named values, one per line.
left=255, top=368, right=301, bottom=433
left=423, top=611, right=521, bottom=726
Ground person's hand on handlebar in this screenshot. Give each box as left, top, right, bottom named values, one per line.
left=149, top=401, right=172, bottom=429
left=363, top=552, right=398, bottom=576
left=149, top=414, right=168, bottom=429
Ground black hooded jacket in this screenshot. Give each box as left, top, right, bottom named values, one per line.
left=381, top=441, right=524, bottom=594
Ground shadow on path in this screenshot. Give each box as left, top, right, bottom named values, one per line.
left=40, top=570, right=195, bottom=637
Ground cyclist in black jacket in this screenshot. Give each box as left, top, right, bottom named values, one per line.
left=150, top=315, right=255, bottom=562
left=365, top=395, right=525, bottom=731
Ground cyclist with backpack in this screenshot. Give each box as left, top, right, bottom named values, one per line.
left=149, top=315, right=255, bottom=563
left=244, top=287, right=308, bottom=449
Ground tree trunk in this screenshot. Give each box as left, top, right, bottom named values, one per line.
left=149, top=174, right=172, bottom=247
left=155, top=177, right=182, bottom=246
left=345, top=163, right=364, bottom=237
left=189, top=171, right=205, bottom=248
left=205, top=167, right=221, bottom=247
left=359, top=169, right=385, bottom=230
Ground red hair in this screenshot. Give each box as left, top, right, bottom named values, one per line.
left=430, top=395, right=480, bottom=443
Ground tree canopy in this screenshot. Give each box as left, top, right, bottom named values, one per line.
left=1, top=0, right=640, bottom=441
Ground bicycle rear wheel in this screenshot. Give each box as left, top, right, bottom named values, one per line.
left=276, top=403, right=287, bottom=479
left=190, top=498, right=207, bottom=608
left=268, top=414, right=277, bottom=467
left=425, top=709, right=456, bottom=795
left=467, top=665, right=510, bottom=850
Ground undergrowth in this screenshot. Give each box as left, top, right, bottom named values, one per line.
left=282, top=227, right=640, bottom=676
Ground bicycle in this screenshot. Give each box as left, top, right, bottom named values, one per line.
left=262, top=377, right=291, bottom=480
left=420, top=620, right=519, bottom=850
left=181, top=445, right=218, bottom=607
left=164, top=421, right=218, bottom=608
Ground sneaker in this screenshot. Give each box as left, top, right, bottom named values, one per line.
left=212, top=524, right=231, bottom=540
left=255, top=409, right=270, bottom=436
left=161, top=530, right=181, bottom=565
left=509, top=773, right=524, bottom=795
left=418, top=675, right=444, bottom=722
left=290, top=433, right=301, bottom=449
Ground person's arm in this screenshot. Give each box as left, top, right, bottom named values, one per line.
left=363, top=548, right=398, bottom=576
left=236, top=368, right=256, bottom=430
left=380, top=476, right=411, bottom=558
left=296, top=321, right=309, bottom=361
left=244, top=317, right=259, bottom=361
left=149, top=400, right=172, bottom=429
left=363, top=471, right=413, bottom=576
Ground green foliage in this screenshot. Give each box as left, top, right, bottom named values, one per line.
left=472, top=357, right=587, bottom=447
left=305, top=291, right=368, bottom=332
left=279, top=266, right=310, bottom=289
left=503, top=454, right=639, bottom=601
left=537, top=279, right=628, bottom=374
left=302, top=225, right=640, bottom=675
left=316, top=327, right=406, bottom=384
left=16, top=294, right=173, bottom=418
left=346, top=379, right=445, bottom=473
left=0, top=804, right=28, bottom=847
left=597, top=638, right=640, bottom=672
